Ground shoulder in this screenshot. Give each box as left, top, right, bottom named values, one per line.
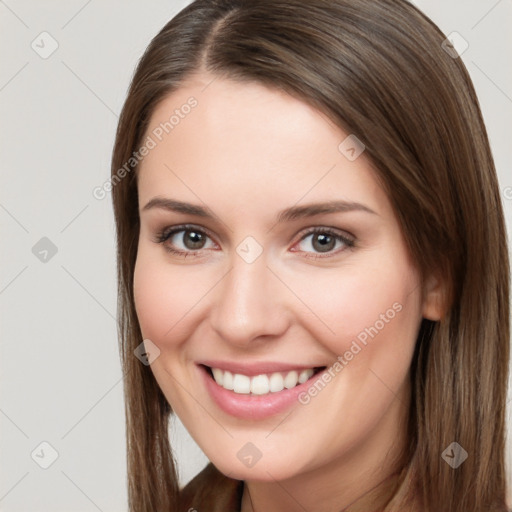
left=178, top=462, right=243, bottom=512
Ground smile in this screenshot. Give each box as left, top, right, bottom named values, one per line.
left=197, top=362, right=328, bottom=420
left=209, top=367, right=321, bottom=395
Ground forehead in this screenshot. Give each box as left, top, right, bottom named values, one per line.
left=137, top=73, right=389, bottom=220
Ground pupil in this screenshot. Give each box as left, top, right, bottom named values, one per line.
left=184, top=230, right=205, bottom=249
left=313, top=233, right=335, bottom=253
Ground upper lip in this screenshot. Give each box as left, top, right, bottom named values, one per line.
left=198, top=360, right=326, bottom=376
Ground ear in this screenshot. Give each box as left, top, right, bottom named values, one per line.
left=421, top=273, right=447, bottom=321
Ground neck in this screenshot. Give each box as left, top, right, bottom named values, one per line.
left=241, top=382, right=412, bottom=512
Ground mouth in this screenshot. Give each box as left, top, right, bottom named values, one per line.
left=201, top=364, right=326, bottom=396
left=197, top=360, right=330, bottom=419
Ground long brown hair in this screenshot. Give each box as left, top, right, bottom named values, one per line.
left=111, top=1, right=510, bottom=510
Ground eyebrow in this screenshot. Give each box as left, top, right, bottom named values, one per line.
left=142, top=197, right=377, bottom=221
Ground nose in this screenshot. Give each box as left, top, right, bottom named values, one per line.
left=209, top=254, right=291, bottom=347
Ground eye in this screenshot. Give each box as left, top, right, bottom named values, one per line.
left=153, top=225, right=354, bottom=258
left=154, top=225, right=217, bottom=255
left=293, top=228, right=355, bottom=256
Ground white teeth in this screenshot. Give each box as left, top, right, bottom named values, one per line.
left=222, top=370, right=234, bottom=390
left=210, top=367, right=316, bottom=395
left=232, top=374, right=251, bottom=394
left=269, top=372, right=284, bottom=392
left=250, top=374, right=270, bottom=395
left=298, top=369, right=312, bottom=384
left=284, top=370, right=299, bottom=389
left=212, top=368, right=224, bottom=386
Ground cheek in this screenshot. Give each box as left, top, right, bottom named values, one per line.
left=133, top=249, right=196, bottom=345
left=287, top=253, right=422, bottom=362
left=133, top=253, right=168, bottom=341
left=133, top=249, right=206, bottom=409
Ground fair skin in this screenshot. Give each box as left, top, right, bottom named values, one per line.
left=134, top=72, right=443, bottom=512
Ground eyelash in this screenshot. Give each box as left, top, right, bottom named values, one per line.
left=153, top=224, right=356, bottom=259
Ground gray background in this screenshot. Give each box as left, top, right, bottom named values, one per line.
left=1, top=1, right=511, bottom=510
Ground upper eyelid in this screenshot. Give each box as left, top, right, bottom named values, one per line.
left=161, top=224, right=218, bottom=241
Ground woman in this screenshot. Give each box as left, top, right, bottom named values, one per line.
left=110, top=0, right=510, bottom=510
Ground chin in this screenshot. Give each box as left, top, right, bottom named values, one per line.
left=209, top=448, right=314, bottom=483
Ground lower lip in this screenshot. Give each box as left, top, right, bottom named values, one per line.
left=198, top=365, right=320, bottom=420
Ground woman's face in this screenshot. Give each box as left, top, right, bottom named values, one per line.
left=134, top=73, right=437, bottom=481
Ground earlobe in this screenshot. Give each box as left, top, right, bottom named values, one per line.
left=422, top=274, right=447, bottom=321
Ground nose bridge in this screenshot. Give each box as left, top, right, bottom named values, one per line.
left=210, top=252, right=288, bottom=344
